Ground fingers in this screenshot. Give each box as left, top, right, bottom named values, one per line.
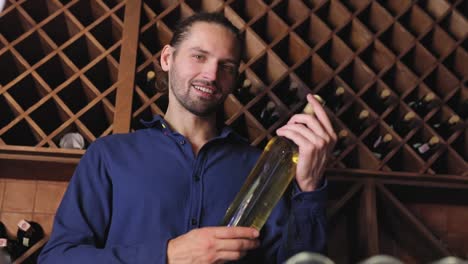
left=212, top=226, right=259, bottom=239
left=279, top=94, right=337, bottom=148
left=277, top=124, right=314, bottom=151
left=216, top=250, right=248, bottom=261
left=283, top=115, right=329, bottom=143
left=216, top=238, right=260, bottom=251
left=306, top=94, right=336, bottom=140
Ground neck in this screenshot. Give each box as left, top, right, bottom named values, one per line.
left=164, top=102, right=218, bottom=155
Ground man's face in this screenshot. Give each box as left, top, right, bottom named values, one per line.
left=164, top=22, right=240, bottom=117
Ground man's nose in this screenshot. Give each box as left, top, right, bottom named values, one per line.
left=201, top=60, right=219, bottom=81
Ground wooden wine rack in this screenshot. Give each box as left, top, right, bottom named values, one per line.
left=0, top=0, right=467, bottom=263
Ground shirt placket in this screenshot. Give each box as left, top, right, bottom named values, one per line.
left=174, top=136, right=205, bottom=231
left=188, top=148, right=205, bottom=230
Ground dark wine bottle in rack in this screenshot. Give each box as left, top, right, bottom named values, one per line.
left=412, top=136, right=440, bottom=160
left=332, top=129, right=350, bottom=156
left=143, top=70, right=156, bottom=94
left=260, top=101, right=279, bottom=128
left=432, top=115, right=462, bottom=139
left=371, top=133, right=393, bottom=159
left=16, top=220, right=44, bottom=256
left=283, top=82, right=300, bottom=107
left=392, top=112, right=417, bottom=136
left=351, top=110, right=371, bottom=135
left=325, top=86, right=345, bottom=113
left=408, top=92, right=437, bottom=117
left=235, top=78, right=254, bottom=104
left=0, top=221, right=22, bottom=262
left=374, top=89, right=393, bottom=113
left=0, top=222, right=12, bottom=263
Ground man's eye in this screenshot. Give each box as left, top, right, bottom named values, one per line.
left=194, top=55, right=204, bottom=61
left=222, top=64, right=236, bottom=73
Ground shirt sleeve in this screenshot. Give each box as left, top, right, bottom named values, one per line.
left=248, top=180, right=327, bottom=263
left=38, top=140, right=166, bottom=264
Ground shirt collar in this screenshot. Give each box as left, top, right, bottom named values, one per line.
left=140, top=115, right=247, bottom=142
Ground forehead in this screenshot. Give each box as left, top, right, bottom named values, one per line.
left=179, top=22, right=240, bottom=59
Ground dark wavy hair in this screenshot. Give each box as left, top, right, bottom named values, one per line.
left=170, top=12, right=242, bottom=52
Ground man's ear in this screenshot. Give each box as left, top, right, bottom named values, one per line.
left=160, top=45, right=173, bottom=72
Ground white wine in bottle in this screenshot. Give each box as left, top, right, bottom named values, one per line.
left=221, top=99, right=320, bottom=230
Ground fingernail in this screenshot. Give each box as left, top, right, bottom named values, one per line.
left=253, top=230, right=259, bottom=237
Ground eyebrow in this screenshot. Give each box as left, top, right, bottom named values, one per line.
left=189, top=47, right=238, bottom=65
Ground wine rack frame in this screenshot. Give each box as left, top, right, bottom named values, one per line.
left=0, top=0, right=467, bottom=262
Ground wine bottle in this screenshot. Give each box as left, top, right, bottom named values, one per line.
left=0, top=222, right=6, bottom=239
left=373, top=89, right=393, bottom=114
left=393, top=112, right=417, bottom=136
left=235, top=79, right=254, bottom=104
left=260, top=101, right=279, bottom=128
left=332, top=129, right=350, bottom=156
left=221, top=100, right=320, bottom=230
left=351, top=110, right=371, bottom=134
left=408, top=92, right=437, bottom=117
left=16, top=220, right=44, bottom=256
left=0, top=222, right=12, bottom=264
left=432, top=115, right=461, bottom=139
left=412, top=136, right=440, bottom=160
left=142, top=70, right=156, bottom=94
left=0, top=244, right=11, bottom=264
left=283, top=82, right=299, bottom=107
left=371, top=133, right=393, bottom=159
left=324, top=86, right=345, bottom=113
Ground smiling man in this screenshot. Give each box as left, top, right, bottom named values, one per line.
left=39, top=12, right=335, bottom=264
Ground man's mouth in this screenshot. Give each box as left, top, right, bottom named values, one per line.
left=192, top=84, right=215, bottom=95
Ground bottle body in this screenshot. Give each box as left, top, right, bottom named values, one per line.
left=221, top=136, right=298, bottom=230
left=260, top=101, right=279, bottom=128
left=235, top=79, right=254, bottom=104
left=371, top=134, right=392, bottom=159
left=373, top=89, right=392, bottom=114
left=332, top=130, right=349, bottom=157
left=283, top=82, right=299, bottom=107
left=324, top=87, right=344, bottom=113
left=351, top=110, right=370, bottom=135
left=412, top=136, right=440, bottom=160
left=408, top=93, right=436, bottom=117
left=432, top=115, right=461, bottom=139
left=393, top=112, right=416, bottom=136
left=16, top=220, right=44, bottom=256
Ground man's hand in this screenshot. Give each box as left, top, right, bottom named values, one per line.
left=276, top=93, right=337, bottom=192
left=167, top=226, right=260, bottom=264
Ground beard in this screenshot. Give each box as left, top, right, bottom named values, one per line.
left=168, top=65, right=229, bottom=117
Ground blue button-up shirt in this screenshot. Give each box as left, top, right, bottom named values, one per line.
left=39, top=116, right=326, bottom=263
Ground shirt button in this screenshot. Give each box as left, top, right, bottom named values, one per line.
left=191, top=218, right=197, bottom=225
left=179, top=140, right=186, bottom=145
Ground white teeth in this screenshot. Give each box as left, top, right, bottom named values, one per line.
left=193, top=85, right=214, bottom=94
